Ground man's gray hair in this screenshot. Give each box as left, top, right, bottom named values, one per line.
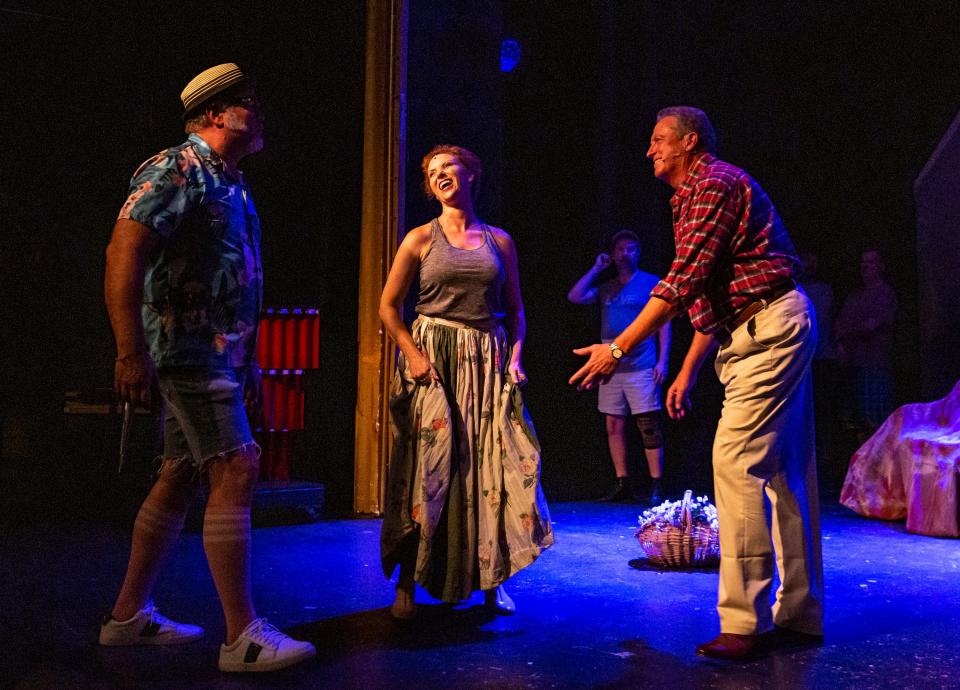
left=184, top=112, right=212, bottom=134
left=656, top=106, right=717, bottom=155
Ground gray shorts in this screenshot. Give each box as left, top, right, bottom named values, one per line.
left=158, top=367, right=256, bottom=471
left=598, top=368, right=662, bottom=416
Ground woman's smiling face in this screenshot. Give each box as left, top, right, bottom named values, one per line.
left=427, top=153, right=473, bottom=202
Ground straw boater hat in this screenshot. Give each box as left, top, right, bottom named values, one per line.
left=180, top=63, right=252, bottom=118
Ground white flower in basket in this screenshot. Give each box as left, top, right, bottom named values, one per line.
left=635, top=489, right=721, bottom=567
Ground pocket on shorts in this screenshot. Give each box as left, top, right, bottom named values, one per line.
left=159, top=369, right=244, bottom=420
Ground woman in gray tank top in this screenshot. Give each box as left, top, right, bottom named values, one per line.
left=378, top=145, right=553, bottom=620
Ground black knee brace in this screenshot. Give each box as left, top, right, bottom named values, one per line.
left=636, top=412, right=663, bottom=449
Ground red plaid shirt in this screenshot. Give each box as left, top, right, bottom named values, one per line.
left=650, top=153, right=799, bottom=334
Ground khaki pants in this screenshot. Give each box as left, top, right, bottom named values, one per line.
left=713, top=289, right=824, bottom=635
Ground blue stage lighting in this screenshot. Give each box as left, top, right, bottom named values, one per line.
left=500, top=39, right=521, bottom=72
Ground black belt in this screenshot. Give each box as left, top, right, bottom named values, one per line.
left=717, top=281, right=796, bottom=339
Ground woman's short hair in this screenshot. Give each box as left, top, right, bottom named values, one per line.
left=656, top=106, right=717, bottom=155
left=421, top=145, right=483, bottom=200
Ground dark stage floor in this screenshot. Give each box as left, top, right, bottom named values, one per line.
left=3, top=499, right=959, bottom=689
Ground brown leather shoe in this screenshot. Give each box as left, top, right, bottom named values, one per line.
left=696, top=631, right=776, bottom=660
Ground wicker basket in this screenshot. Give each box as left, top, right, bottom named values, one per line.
left=635, top=490, right=720, bottom=567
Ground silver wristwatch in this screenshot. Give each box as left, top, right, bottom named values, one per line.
left=609, top=342, right=624, bottom=360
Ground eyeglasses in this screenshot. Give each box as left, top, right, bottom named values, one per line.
left=225, top=95, right=260, bottom=111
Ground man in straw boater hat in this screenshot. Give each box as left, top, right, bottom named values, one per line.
left=100, top=63, right=315, bottom=672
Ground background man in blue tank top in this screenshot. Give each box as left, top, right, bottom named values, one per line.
left=568, top=230, right=671, bottom=504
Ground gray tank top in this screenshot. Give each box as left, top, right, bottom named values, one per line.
left=415, top=218, right=506, bottom=329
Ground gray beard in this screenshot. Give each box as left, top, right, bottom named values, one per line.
left=225, top=111, right=264, bottom=156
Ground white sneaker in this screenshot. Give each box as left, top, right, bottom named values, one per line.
left=218, top=618, right=316, bottom=673
left=99, top=602, right=204, bottom=646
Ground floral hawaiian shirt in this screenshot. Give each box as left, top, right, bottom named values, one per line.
left=118, top=133, right=262, bottom=369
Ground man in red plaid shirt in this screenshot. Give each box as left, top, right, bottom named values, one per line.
left=571, top=106, right=823, bottom=660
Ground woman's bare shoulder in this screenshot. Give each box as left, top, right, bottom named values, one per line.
left=401, top=222, right=434, bottom=250
left=486, top=225, right=515, bottom=251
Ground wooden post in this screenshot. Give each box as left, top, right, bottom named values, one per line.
left=354, top=0, right=407, bottom=514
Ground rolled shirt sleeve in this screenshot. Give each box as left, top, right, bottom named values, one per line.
left=651, top=177, right=740, bottom=312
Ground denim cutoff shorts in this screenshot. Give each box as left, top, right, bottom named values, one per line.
left=158, top=367, right=256, bottom=471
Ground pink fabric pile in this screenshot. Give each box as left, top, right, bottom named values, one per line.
left=840, top=380, right=960, bottom=537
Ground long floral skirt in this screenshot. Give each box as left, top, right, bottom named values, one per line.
left=380, top=316, right=554, bottom=602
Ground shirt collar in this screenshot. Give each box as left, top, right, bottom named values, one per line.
left=188, top=133, right=227, bottom=166
left=188, top=133, right=240, bottom=180
left=672, top=152, right=716, bottom=202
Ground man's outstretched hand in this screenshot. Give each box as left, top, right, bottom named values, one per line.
left=569, top=344, right=618, bottom=391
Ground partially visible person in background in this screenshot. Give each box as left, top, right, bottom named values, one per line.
left=835, top=248, right=897, bottom=446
